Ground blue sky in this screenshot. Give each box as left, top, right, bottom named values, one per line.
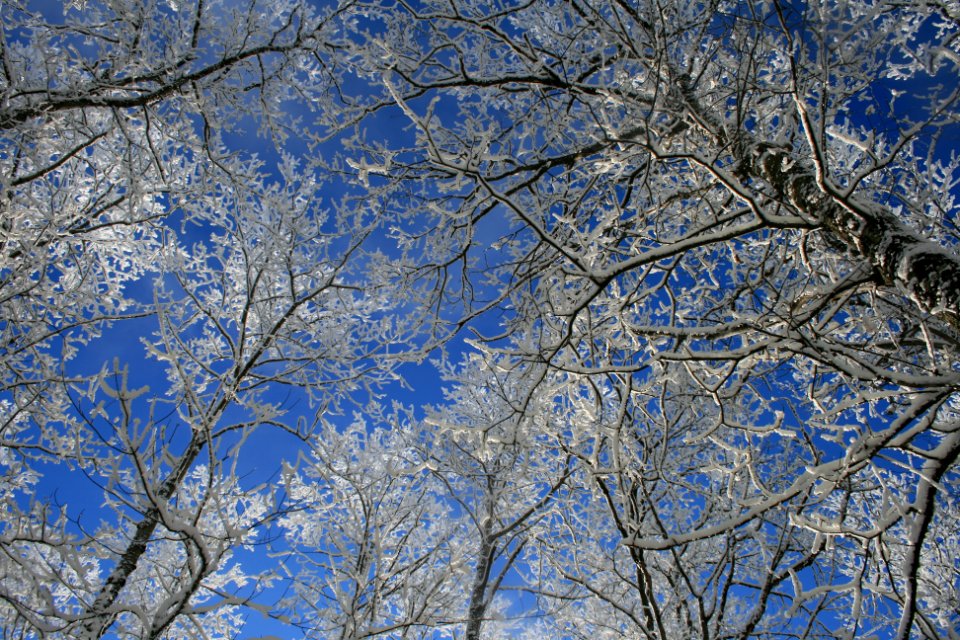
left=4, top=0, right=960, bottom=638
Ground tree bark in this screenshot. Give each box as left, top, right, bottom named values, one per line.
left=744, top=142, right=960, bottom=331
left=465, top=533, right=493, bottom=640
left=77, top=434, right=205, bottom=640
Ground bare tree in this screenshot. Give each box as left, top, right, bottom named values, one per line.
left=3, top=0, right=960, bottom=638
left=279, top=412, right=465, bottom=640
left=279, top=356, right=572, bottom=640
left=417, top=353, right=572, bottom=640
left=328, top=0, right=960, bottom=637
left=0, top=2, right=415, bottom=637
left=0, top=146, right=404, bottom=637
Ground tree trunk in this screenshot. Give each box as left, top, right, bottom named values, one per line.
left=465, top=534, right=494, bottom=640
left=77, top=434, right=205, bottom=640
left=744, top=143, right=960, bottom=331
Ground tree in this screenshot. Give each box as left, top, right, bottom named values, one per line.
left=0, top=149, right=405, bottom=638
left=0, top=1, right=415, bottom=638
left=3, top=0, right=960, bottom=638
left=279, top=356, right=572, bottom=640
left=278, top=410, right=469, bottom=640
left=328, top=0, right=960, bottom=637
left=418, top=353, right=572, bottom=640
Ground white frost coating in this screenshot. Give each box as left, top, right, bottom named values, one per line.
left=3, top=0, right=960, bottom=638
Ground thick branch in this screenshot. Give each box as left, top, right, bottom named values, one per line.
left=77, top=434, right=205, bottom=640
left=745, top=143, right=960, bottom=331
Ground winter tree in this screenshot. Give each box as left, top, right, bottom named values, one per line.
left=278, top=356, right=571, bottom=640
left=417, top=353, right=572, bottom=640
left=328, top=0, right=960, bottom=637
left=278, top=412, right=465, bottom=640
left=3, top=0, right=960, bottom=638
left=0, top=1, right=415, bottom=637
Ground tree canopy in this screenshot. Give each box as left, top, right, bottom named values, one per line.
left=1, top=0, right=958, bottom=638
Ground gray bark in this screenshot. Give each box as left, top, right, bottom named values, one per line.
left=744, top=142, right=960, bottom=331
